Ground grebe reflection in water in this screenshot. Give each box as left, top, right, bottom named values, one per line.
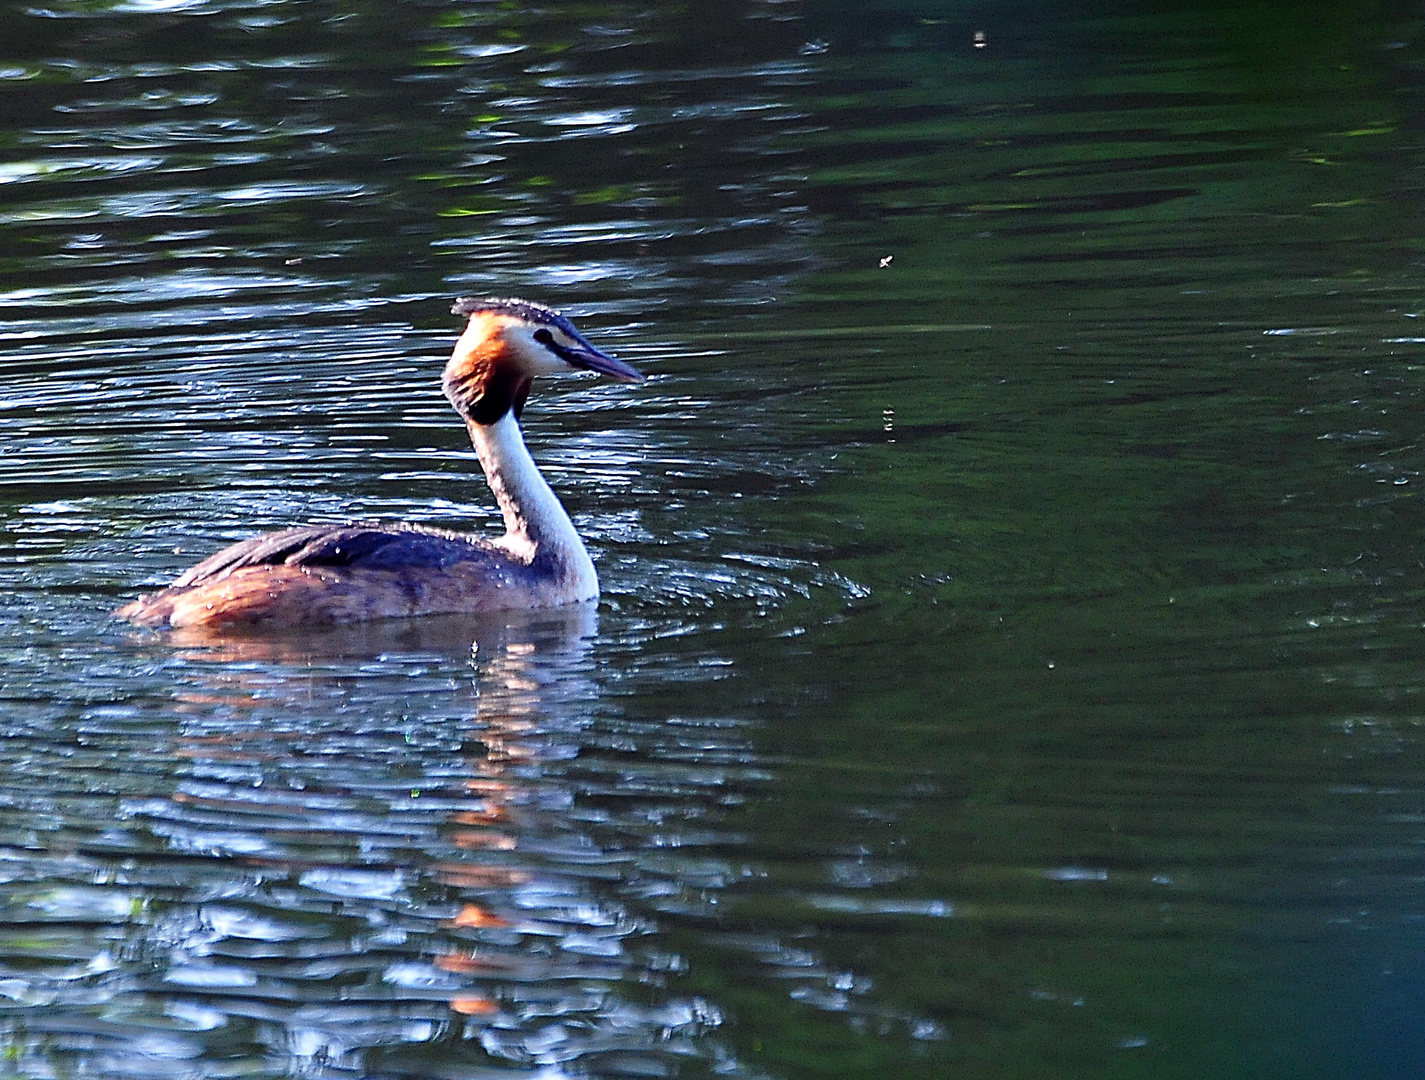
left=119, top=298, right=643, bottom=630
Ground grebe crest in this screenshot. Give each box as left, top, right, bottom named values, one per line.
left=444, top=297, right=640, bottom=424
left=117, top=297, right=643, bottom=630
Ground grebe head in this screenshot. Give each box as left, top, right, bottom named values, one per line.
left=444, top=297, right=643, bottom=425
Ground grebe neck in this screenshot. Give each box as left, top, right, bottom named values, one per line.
left=468, top=412, right=597, bottom=595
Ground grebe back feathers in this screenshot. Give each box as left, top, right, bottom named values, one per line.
left=118, top=297, right=643, bottom=630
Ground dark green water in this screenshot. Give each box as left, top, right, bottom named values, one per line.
left=3, top=1, right=1425, bottom=1076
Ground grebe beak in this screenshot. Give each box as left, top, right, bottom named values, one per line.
left=542, top=328, right=645, bottom=383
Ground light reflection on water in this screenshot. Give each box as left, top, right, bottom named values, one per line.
left=3, top=612, right=698, bottom=1072
left=0, top=607, right=946, bottom=1076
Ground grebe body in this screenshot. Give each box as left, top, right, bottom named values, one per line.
left=118, top=298, right=642, bottom=629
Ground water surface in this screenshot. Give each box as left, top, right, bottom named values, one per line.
left=3, top=1, right=1425, bottom=1077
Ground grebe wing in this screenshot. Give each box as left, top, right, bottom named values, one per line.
left=172, top=522, right=501, bottom=588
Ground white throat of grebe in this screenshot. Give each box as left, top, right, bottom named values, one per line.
left=443, top=297, right=645, bottom=595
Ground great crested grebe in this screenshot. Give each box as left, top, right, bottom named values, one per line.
left=118, top=297, right=643, bottom=629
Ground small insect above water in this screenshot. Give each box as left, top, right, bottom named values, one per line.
left=118, top=298, right=644, bottom=629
